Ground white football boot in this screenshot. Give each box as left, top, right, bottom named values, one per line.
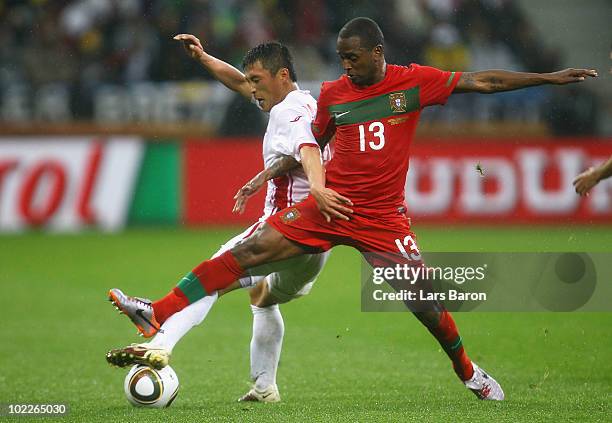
left=464, top=362, right=505, bottom=401
left=237, top=384, right=281, bottom=403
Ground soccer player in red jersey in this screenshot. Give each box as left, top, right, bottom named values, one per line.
left=109, top=17, right=597, bottom=401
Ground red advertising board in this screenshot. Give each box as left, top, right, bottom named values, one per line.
left=184, top=138, right=612, bottom=225
left=0, top=137, right=143, bottom=232
left=408, top=139, right=612, bottom=223
left=184, top=140, right=266, bottom=225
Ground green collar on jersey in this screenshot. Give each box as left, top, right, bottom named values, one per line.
left=328, top=87, right=420, bottom=126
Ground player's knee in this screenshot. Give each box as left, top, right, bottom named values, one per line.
left=249, top=281, right=279, bottom=308
left=249, top=282, right=264, bottom=304
left=253, top=296, right=279, bottom=308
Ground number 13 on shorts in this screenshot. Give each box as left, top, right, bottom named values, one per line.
left=395, top=235, right=421, bottom=260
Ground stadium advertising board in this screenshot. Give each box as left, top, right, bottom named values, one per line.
left=184, top=140, right=266, bottom=225
left=2, top=137, right=609, bottom=231
left=0, top=137, right=143, bottom=232
left=406, top=140, right=612, bottom=223
left=185, top=138, right=612, bottom=225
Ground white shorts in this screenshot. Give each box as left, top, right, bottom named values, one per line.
left=212, top=219, right=330, bottom=303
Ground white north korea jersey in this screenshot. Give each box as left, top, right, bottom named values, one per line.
left=261, top=89, right=329, bottom=218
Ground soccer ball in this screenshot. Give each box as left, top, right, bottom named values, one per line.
left=124, top=365, right=179, bottom=408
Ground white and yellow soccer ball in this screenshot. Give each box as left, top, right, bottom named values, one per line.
left=124, top=365, right=179, bottom=408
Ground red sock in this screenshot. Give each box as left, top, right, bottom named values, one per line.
left=428, top=310, right=474, bottom=381
left=152, top=287, right=189, bottom=325
left=192, top=250, right=244, bottom=294
left=152, top=251, right=244, bottom=325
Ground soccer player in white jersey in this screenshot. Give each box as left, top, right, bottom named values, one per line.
left=106, top=36, right=337, bottom=403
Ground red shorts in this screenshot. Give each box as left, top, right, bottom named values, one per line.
left=266, top=196, right=422, bottom=267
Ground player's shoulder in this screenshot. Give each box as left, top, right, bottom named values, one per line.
left=317, top=75, right=352, bottom=106
left=274, top=90, right=316, bottom=113
left=402, top=63, right=448, bottom=79
left=387, top=63, right=423, bottom=80
left=319, top=75, right=347, bottom=95
left=384, top=63, right=448, bottom=88
left=270, top=90, right=316, bottom=123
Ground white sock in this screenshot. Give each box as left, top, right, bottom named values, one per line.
left=250, top=304, right=284, bottom=390
left=148, top=292, right=219, bottom=352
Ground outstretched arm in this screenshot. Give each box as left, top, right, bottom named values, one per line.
left=454, top=68, right=598, bottom=94
left=233, top=155, right=300, bottom=214
left=174, top=34, right=252, bottom=99
left=573, top=156, right=612, bottom=196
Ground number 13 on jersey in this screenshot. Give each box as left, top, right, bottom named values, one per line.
left=359, top=121, right=385, bottom=151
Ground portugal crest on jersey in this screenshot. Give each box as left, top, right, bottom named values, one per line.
left=280, top=207, right=301, bottom=224
left=389, top=92, right=407, bottom=113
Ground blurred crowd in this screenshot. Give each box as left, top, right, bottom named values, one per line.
left=0, top=0, right=600, bottom=134
left=0, top=0, right=561, bottom=87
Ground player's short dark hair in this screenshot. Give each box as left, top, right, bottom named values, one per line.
left=339, top=17, right=384, bottom=49
left=242, top=42, right=297, bottom=82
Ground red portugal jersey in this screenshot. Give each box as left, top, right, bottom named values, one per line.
left=312, top=64, right=461, bottom=214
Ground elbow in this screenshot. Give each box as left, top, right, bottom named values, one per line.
left=479, top=77, right=507, bottom=94
left=478, top=84, right=497, bottom=94
left=472, top=76, right=498, bottom=93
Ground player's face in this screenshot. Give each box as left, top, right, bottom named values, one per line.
left=336, top=36, right=382, bottom=86
left=245, top=61, right=286, bottom=112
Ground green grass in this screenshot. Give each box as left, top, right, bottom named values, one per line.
left=1, top=226, right=611, bottom=422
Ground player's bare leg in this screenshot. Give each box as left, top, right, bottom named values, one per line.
left=108, top=223, right=306, bottom=335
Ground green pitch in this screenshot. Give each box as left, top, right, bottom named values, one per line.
left=1, top=226, right=611, bottom=422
